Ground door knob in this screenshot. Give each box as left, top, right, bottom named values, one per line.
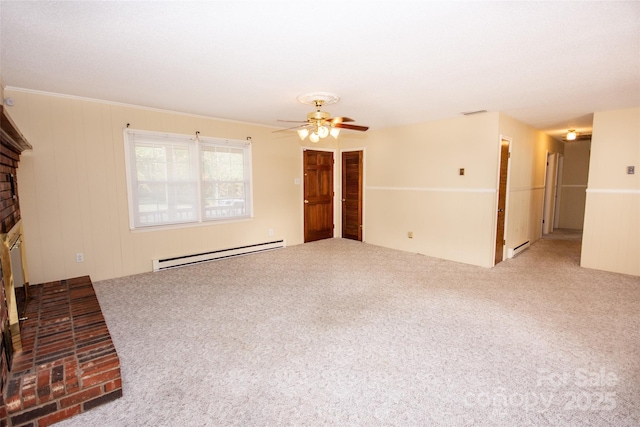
left=304, top=200, right=309, bottom=204
left=342, top=199, right=346, bottom=202
left=498, top=209, right=504, bottom=212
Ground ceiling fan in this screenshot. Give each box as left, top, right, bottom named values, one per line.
left=276, top=92, right=368, bottom=142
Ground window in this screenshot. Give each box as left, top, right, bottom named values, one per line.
left=124, top=129, right=252, bottom=229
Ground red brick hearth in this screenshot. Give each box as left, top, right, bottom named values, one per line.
left=1, top=276, right=122, bottom=427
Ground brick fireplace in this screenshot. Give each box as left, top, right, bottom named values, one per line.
left=0, top=101, right=32, bottom=400
left=0, top=96, right=122, bottom=425
left=3, top=277, right=122, bottom=426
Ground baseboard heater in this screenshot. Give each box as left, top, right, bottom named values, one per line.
left=507, top=240, right=530, bottom=258
left=152, top=239, right=286, bottom=272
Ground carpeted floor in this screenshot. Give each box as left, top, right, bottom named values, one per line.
left=56, top=234, right=640, bottom=426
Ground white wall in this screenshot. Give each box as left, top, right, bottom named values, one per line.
left=582, top=107, right=640, bottom=276
left=6, top=88, right=326, bottom=283
left=340, top=112, right=563, bottom=268
left=367, top=113, right=498, bottom=267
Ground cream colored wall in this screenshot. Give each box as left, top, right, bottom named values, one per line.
left=6, top=88, right=310, bottom=283
left=4, top=84, right=590, bottom=281
left=498, top=113, right=563, bottom=251
left=339, top=112, right=561, bottom=268
left=558, top=140, right=590, bottom=229
left=341, top=113, right=500, bottom=267
left=582, top=107, right=640, bottom=276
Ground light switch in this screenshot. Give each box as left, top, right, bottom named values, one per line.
left=459, top=168, right=465, bottom=176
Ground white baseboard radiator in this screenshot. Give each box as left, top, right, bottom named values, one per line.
left=152, top=239, right=286, bottom=272
left=507, top=240, right=530, bottom=258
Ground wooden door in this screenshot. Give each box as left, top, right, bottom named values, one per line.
left=304, top=150, right=334, bottom=242
left=495, top=139, right=510, bottom=265
left=342, top=151, right=363, bottom=241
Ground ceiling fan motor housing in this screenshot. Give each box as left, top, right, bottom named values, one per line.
left=307, top=110, right=331, bottom=123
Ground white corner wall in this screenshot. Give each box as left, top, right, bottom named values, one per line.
left=6, top=88, right=314, bottom=283
left=339, top=112, right=563, bottom=269
left=581, top=107, right=640, bottom=276
left=347, top=113, right=500, bottom=268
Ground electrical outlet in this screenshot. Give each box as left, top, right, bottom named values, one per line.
left=268, top=228, right=274, bottom=236
left=459, top=168, right=465, bottom=176
left=408, top=231, right=414, bottom=239
left=76, top=253, right=84, bottom=263
left=628, top=166, right=635, bottom=175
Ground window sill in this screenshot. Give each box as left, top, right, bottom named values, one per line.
left=129, top=216, right=253, bottom=233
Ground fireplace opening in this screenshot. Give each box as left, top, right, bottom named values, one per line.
left=2, top=318, right=13, bottom=371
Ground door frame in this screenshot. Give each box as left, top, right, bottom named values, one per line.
left=542, top=151, right=559, bottom=235
left=301, top=146, right=338, bottom=241
left=339, top=147, right=366, bottom=241
left=553, top=154, right=564, bottom=229
left=493, top=135, right=512, bottom=265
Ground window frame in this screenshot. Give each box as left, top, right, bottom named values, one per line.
left=124, top=128, right=253, bottom=230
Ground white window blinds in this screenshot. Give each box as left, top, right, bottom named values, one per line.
left=125, top=129, right=252, bottom=229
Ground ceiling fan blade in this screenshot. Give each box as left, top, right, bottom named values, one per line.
left=326, top=117, right=355, bottom=124
left=335, top=123, right=369, bottom=132
left=272, top=124, right=309, bottom=133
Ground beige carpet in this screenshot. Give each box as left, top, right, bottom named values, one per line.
left=57, top=234, right=640, bottom=426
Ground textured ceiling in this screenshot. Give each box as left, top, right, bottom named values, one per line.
left=1, top=1, right=639, bottom=140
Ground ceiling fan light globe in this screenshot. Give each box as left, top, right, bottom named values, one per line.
left=330, top=128, right=340, bottom=139
left=309, top=132, right=320, bottom=143
left=297, top=129, right=309, bottom=141
left=317, top=126, right=329, bottom=138
left=566, top=130, right=577, bottom=141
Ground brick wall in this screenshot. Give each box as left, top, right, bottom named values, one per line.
left=2, top=277, right=122, bottom=426
left=0, top=144, right=21, bottom=234
left=0, top=277, right=8, bottom=424
left=0, top=139, right=21, bottom=425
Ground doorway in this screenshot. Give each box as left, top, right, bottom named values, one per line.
left=341, top=150, right=363, bottom=241
left=553, top=154, right=564, bottom=229
left=543, top=152, right=559, bottom=235
left=303, top=149, right=334, bottom=242
left=494, top=138, right=510, bottom=265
